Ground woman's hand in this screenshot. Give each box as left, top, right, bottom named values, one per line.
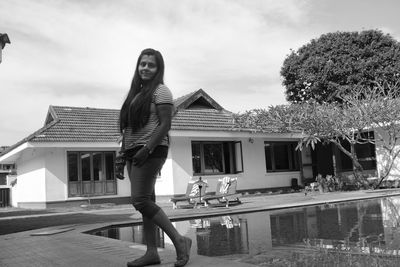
left=132, top=146, right=150, bottom=167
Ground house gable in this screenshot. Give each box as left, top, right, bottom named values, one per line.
left=171, top=89, right=236, bottom=131
left=44, top=105, right=58, bottom=125
left=175, top=89, right=223, bottom=111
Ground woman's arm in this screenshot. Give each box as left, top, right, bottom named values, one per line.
left=146, top=103, right=173, bottom=152
left=132, top=104, right=173, bottom=166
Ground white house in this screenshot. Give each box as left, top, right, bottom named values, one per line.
left=0, top=89, right=383, bottom=209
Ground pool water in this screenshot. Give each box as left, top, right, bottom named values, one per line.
left=87, top=196, right=400, bottom=259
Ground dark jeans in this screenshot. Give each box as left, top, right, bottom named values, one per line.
left=127, top=157, right=166, bottom=219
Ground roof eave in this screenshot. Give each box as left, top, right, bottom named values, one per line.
left=170, top=129, right=304, bottom=138
left=29, top=141, right=121, bottom=148
left=0, top=142, right=31, bottom=163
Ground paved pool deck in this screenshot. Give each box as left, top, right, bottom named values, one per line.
left=1, top=189, right=400, bottom=267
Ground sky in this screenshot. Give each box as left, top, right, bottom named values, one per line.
left=1, top=0, right=400, bottom=146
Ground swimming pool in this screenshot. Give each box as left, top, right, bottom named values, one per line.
left=87, top=195, right=400, bottom=260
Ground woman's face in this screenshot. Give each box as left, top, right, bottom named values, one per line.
left=138, top=55, right=158, bottom=81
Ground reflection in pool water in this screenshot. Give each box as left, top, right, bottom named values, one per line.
left=88, top=196, right=400, bottom=258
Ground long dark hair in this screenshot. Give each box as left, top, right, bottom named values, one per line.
left=119, top=48, right=165, bottom=132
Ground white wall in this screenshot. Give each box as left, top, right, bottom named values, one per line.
left=243, top=138, right=300, bottom=190
left=165, top=135, right=301, bottom=195
left=117, top=167, right=131, bottom=196
left=15, top=149, right=47, bottom=204
left=44, top=148, right=68, bottom=201
left=14, top=146, right=131, bottom=206
left=168, top=137, right=195, bottom=194
left=40, top=147, right=132, bottom=202
left=11, top=134, right=303, bottom=204
left=155, top=157, right=174, bottom=195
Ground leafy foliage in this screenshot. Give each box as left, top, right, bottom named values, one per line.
left=232, top=106, right=297, bottom=133
left=281, top=30, right=400, bottom=103
left=234, top=80, right=400, bottom=187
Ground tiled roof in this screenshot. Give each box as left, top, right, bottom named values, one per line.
left=31, top=106, right=121, bottom=143
left=32, top=105, right=236, bottom=143
left=28, top=89, right=237, bottom=143
left=172, top=109, right=234, bottom=131
left=0, top=89, right=272, bottom=157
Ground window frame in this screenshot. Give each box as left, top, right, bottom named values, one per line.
left=338, top=132, right=377, bottom=171
left=264, top=141, right=300, bottom=173
left=233, top=141, right=244, bottom=173
left=67, top=151, right=117, bottom=197
left=191, top=141, right=244, bottom=176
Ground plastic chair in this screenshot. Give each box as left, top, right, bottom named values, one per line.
left=203, top=177, right=241, bottom=208
left=170, top=177, right=208, bottom=209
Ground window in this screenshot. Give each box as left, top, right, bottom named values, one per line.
left=0, top=164, right=15, bottom=171
left=339, top=132, right=376, bottom=171
left=105, top=153, right=115, bottom=180
left=264, top=142, right=300, bottom=172
left=356, top=142, right=376, bottom=170
left=81, top=152, right=91, bottom=181
left=67, top=151, right=117, bottom=197
left=67, top=153, right=79, bottom=182
left=191, top=141, right=243, bottom=175
left=93, top=152, right=102, bottom=181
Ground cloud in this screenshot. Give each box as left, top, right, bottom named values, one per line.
left=4, top=0, right=398, bottom=146
left=0, top=0, right=313, bottom=145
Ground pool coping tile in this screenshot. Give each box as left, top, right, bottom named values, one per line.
left=1, top=189, right=400, bottom=266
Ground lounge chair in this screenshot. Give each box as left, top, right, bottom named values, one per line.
left=203, top=177, right=241, bottom=207
left=170, top=177, right=208, bottom=209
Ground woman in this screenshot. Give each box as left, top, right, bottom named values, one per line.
left=119, top=48, right=191, bottom=267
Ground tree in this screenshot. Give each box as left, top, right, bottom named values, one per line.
left=234, top=81, right=400, bottom=189
left=346, top=82, right=400, bottom=188
left=0, top=33, right=11, bottom=64
left=281, top=30, right=400, bottom=103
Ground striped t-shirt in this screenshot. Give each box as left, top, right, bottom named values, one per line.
left=123, top=84, right=174, bottom=150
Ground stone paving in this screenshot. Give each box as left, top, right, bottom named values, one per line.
left=1, top=189, right=400, bottom=267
